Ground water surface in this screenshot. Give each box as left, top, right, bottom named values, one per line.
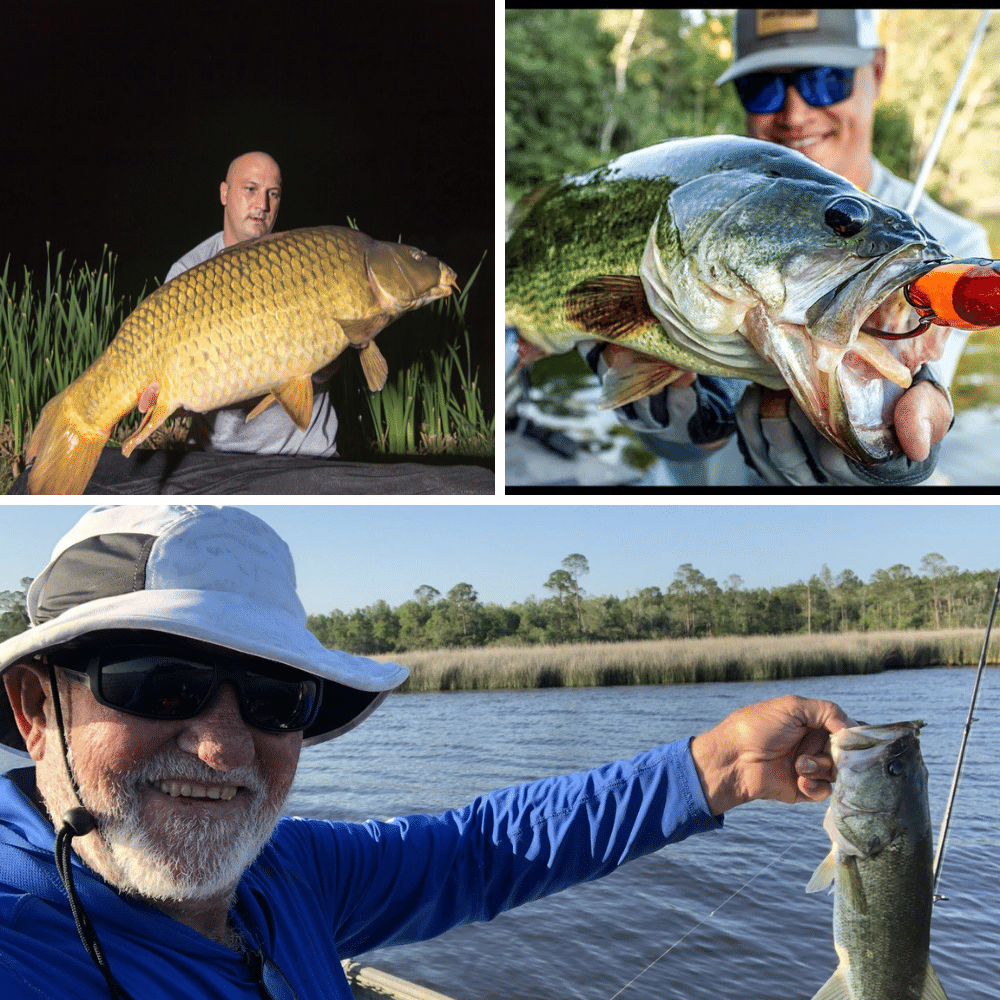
left=289, top=668, right=1000, bottom=999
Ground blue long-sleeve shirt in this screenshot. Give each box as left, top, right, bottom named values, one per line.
left=0, top=740, right=720, bottom=999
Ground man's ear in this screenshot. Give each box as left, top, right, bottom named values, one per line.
left=3, top=664, right=51, bottom=761
left=220, top=181, right=229, bottom=207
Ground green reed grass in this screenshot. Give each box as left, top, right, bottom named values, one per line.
left=377, top=629, right=1000, bottom=693
left=365, top=253, right=493, bottom=458
left=0, top=246, right=133, bottom=467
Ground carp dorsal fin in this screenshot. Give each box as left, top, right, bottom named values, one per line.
left=263, top=375, right=314, bottom=431
left=358, top=341, right=388, bottom=391
left=566, top=276, right=659, bottom=340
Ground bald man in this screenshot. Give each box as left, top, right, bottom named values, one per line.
left=165, top=151, right=340, bottom=458
left=166, top=152, right=283, bottom=280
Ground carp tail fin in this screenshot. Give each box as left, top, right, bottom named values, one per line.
left=25, top=389, right=107, bottom=495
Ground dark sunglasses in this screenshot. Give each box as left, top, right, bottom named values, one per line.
left=734, top=66, right=855, bottom=114
left=58, top=644, right=322, bottom=733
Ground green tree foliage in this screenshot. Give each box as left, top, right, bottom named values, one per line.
left=506, top=9, right=997, bottom=217
left=0, top=578, right=31, bottom=643
left=298, top=556, right=998, bottom=654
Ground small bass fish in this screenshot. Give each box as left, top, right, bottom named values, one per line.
left=506, top=136, right=972, bottom=465
left=806, top=721, right=949, bottom=1000
left=26, top=225, right=458, bottom=494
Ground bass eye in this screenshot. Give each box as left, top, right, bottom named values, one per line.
left=825, top=197, right=871, bottom=237
left=887, top=758, right=903, bottom=777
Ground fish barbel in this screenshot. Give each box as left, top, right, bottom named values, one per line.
left=806, top=721, right=949, bottom=1000
left=25, top=225, right=458, bottom=495
left=505, top=135, right=962, bottom=465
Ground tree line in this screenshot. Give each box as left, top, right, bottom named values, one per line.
left=305, top=554, right=1000, bottom=656
left=1, top=554, right=994, bottom=657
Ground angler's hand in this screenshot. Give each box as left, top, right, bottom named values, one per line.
left=689, top=695, right=852, bottom=815
left=893, top=380, right=952, bottom=462
left=737, top=366, right=948, bottom=486
left=577, top=342, right=735, bottom=451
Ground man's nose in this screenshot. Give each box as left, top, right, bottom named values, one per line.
left=175, top=683, right=255, bottom=771
left=776, top=84, right=815, bottom=123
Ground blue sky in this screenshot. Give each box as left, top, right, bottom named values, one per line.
left=0, top=502, right=995, bottom=615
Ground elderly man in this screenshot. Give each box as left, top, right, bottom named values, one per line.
left=167, top=152, right=340, bottom=459
left=0, top=505, right=847, bottom=999
left=587, top=9, right=991, bottom=487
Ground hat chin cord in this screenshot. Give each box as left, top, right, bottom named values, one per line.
left=48, top=664, right=136, bottom=1000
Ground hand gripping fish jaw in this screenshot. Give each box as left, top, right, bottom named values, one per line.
left=861, top=258, right=1000, bottom=339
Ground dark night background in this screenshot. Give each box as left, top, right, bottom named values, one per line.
left=4, top=2, right=493, bottom=406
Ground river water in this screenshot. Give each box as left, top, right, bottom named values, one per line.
left=289, top=668, right=1000, bottom=1000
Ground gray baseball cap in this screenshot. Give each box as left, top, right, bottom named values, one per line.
left=716, top=9, right=881, bottom=85
left=0, top=505, right=409, bottom=755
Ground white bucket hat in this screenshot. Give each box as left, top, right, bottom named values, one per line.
left=0, top=505, right=408, bottom=756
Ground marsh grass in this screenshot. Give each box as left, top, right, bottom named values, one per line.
left=381, top=630, right=999, bottom=692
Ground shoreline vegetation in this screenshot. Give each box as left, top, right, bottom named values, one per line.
left=380, top=629, right=998, bottom=693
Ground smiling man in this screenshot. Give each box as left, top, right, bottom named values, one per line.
left=0, top=505, right=849, bottom=999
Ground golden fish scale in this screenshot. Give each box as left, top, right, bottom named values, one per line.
left=71, top=227, right=381, bottom=428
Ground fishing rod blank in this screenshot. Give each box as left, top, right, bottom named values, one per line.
left=932, top=567, right=1000, bottom=895
left=905, top=9, right=994, bottom=215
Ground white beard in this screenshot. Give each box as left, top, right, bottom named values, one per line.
left=69, top=748, right=286, bottom=902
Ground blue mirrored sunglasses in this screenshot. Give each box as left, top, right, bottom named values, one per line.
left=734, top=66, right=855, bottom=114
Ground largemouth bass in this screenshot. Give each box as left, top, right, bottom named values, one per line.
left=505, top=135, right=963, bottom=465
left=25, top=225, right=458, bottom=495
left=806, top=721, right=949, bottom=1000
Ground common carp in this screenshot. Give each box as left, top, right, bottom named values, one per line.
left=505, top=135, right=975, bottom=465
left=806, top=722, right=949, bottom=1000
left=25, top=225, right=458, bottom=494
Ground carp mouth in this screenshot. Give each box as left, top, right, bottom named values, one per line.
left=753, top=249, right=951, bottom=465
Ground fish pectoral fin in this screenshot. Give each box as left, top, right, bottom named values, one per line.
left=269, top=376, right=314, bottom=431
left=358, top=342, right=389, bottom=391
left=922, top=961, right=951, bottom=1000
left=566, top=275, right=659, bottom=340
left=598, top=355, right=684, bottom=410
left=805, top=848, right=836, bottom=894
left=808, top=968, right=851, bottom=1000
left=341, top=316, right=387, bottom=346
left=838, top=854, right=867, bottom=915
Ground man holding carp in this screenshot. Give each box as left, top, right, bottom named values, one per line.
left=583, top=9, right=991, bottom=486
left=166, top=152, right=342, bottom=460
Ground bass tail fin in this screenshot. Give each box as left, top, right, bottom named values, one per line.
left=809, top=959, right=950, bottom=1000
left=25, top=389, right=107, bottom=495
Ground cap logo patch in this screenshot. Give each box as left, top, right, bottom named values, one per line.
left=756, top=9, right=820, bottom=37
